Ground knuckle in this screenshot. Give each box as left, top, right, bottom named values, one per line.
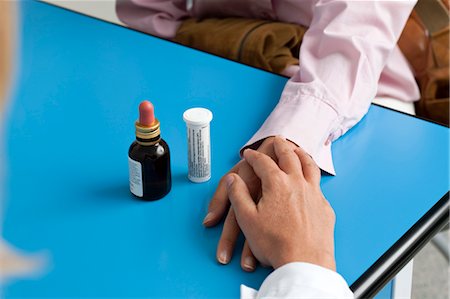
left=304, top=161, right=315, bottom=170
left=330, top=210, right=336, bottom=224
left=323, top=199, right=336, bottom=221
left=279, top=146, right=291, bottom=156
left=306, top=161, right=321, bottom=178
left=291, top=171, right=305, bottom=183
left=311, top=168, right=321, bottom=181
left=309, top=161, right=319, bottom=172
left=267, top=173, right=286, bottom=189
left=295, top=147, right=306, bottom=157
left=299, top=179, right=307, bottom=189
left=219, top=175, right=230, bottom=186
left=329, top=205, right=336, bottom=219
left=253, top=152, right=265, bottom=163
left=267, top=169, right=280, bottom=178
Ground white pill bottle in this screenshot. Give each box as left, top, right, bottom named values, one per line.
left=183, top=108, right=213, bottom=183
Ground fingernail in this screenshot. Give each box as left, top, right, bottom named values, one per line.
left=218, top=251, right=229, bottom=264
left=225, top=175, right=234, bottom=188
left=243, top=257, right=255, bottom=271
left=277, top=135, right=286, bottom=141
left=202, top=212, right=214, bottom=225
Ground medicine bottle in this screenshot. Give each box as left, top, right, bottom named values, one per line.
left=128, top=101, right=171, bottom=200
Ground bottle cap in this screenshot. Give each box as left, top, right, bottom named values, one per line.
left=183, top=108, right=213, bottom=127
left=139, top=100, right=155, bottom=127
left=135, top=100, right=160, bottom=143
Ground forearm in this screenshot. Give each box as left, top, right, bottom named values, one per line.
left=298, top=0, right=417, bottom=130
left=243, top=1, right=416, bottom=175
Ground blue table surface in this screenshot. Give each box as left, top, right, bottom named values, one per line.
left=1, top=1, right=449, bottom=298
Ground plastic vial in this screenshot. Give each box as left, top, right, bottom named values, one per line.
left=183, top=108, right=213, bottom=183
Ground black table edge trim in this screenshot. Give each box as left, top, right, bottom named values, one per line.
left=350, top=191, right=449, bottom=298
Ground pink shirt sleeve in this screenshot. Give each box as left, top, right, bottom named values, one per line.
left=116, top=0, right=188, bottom=38
left=243, top=0, right=417, bottom=175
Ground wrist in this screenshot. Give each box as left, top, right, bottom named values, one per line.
left=272, top=251, right=336, bottom=272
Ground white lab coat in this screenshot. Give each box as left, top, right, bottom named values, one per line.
left=241, top=262, right=354, bottom=298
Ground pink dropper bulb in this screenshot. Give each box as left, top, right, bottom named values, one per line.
left=139, top=100, right=155, bottom=127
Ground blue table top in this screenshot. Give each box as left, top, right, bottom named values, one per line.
left=1, top=1, right=449, bottom=297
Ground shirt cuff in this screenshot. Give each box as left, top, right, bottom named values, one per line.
left=255, top=262, right=354, bottom=299
left=241, top=81, right=340, bottom=175
left=240, top=284, right=258, bottom=299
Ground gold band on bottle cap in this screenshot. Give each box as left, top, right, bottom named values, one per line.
left=135, top=119, right=161, bottom=141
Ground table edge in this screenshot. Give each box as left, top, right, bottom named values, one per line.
left=351, top=191, right=450, bottom=298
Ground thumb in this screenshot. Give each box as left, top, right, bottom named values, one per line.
left=226, top=174, right=257, bottom=230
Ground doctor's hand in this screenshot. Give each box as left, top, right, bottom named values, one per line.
left=203, top=136, right=297, bottom=272
left=226, top=138, right=336, bottom=271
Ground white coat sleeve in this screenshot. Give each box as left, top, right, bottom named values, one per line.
left=241, top=262, right=354, bottom=299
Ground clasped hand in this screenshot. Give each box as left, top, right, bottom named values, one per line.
left=203, top=136, right=336, bottom=271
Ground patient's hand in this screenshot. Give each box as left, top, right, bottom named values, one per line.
left=203, top=136, right=297, bottom=271
left=226, top=137, right=336, bottom=270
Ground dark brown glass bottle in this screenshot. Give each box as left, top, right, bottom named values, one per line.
left=128, top=101, right=171, bottom=201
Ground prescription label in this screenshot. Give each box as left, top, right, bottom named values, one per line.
left=187, top=125, right=211, bottom=182
left=128, top=157, right=143, bottom=197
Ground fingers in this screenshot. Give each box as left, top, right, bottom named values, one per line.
left=273, top=136, right=302, bottom=176
left=226, top=174, right=257, bottom=227
left=236, top=161, right=261, bottom=201
left=243, top=149, right=281, bottom=184
left=216, top=207, right=240, bottom=264
left=203, top=172, right=234, bottom=227
left=225, top=174, right=257, bottom=271
left=294, top=147, right=321, bottom=185
left=216, top=174, right=257, bottom=265
left=241, top=241, right=256, bottom=272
